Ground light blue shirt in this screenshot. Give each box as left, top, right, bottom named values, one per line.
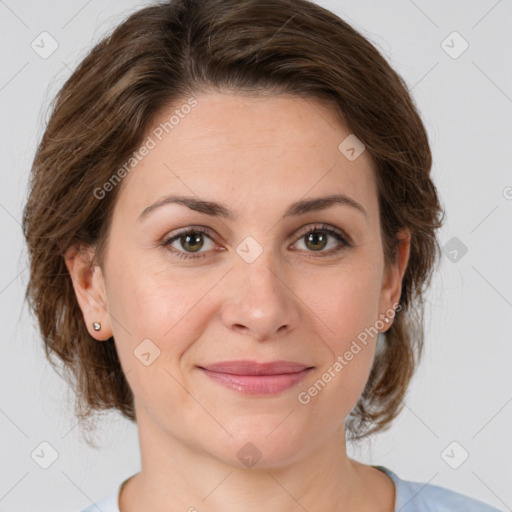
left=81, top=465, right=504, bottom=511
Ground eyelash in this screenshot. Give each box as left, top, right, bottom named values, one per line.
left=161, top=224, right=351, bottom=260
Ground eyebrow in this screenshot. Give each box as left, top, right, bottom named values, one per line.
left=137, top=193, right=368, bottom=222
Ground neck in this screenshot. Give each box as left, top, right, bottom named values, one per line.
left=119, top=410, right=388, bottom=512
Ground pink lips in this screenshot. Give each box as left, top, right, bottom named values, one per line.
left=198, top=360, right=313, bottom=395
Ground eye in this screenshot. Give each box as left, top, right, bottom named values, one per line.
left=161, top=223, right=351, bottom=260
left=162, top=227, right=218, bottom=260
left=290, top=223, right=351, bottom=257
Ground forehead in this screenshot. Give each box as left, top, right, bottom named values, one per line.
left=114, top=92, right=378, bottom=224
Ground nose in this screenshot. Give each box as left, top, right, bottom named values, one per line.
left=220, top=248, right=301, bottom=342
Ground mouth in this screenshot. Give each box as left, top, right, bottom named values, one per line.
left=198, top=360, right=314, bottom=395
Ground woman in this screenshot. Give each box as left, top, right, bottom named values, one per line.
left=22, top=0, right=503, bottom=510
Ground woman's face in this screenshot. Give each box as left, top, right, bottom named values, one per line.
left=75, top=92, right=408, bottom=468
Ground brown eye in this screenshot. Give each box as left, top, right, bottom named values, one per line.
left=162, top=227, right=216, bottom=259
left=292, top=224, right=351, bottom=257
left=162, top=224, right=351, bottom=261
left=178, top=232, right=205, bottom=253
left=304, top=231, right=329, bottom=251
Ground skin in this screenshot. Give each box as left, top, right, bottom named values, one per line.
left=66, top=92, right=410, bottom=512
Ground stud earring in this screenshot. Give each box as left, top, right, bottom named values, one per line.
left=384, top=318, right=390, bottom=323
left=92, top=321, right=101, bottom=331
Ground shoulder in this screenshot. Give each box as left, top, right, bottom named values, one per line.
left=374, top=466, right=504, bottom=512
left=80, top=488, right=120, bottom=512
left=80, top=475, right=133, bottom=512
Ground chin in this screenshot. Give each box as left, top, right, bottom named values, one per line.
left=205, top=421, right=313, bottom=471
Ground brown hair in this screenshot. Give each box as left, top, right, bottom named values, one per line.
left=22, top=0, right=444, bottom=443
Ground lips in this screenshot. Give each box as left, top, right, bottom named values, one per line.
left=198, top=360, right=314, bottom=395
left=199, top=360, right=312, bottom=375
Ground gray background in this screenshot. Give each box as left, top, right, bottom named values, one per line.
left=0, top=0, right=511, bottom=510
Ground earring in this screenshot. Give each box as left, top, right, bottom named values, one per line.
left=92, top=321, right=101, bottom=331
left=384, top=318, right=390, bottom=323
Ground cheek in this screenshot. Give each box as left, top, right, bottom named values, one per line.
left=104, top=260, right=209, bottom=411
left=296, top=260, right=383, bottom=402
left=295, top=270, right=382, bottom=419
left=302, top=261, right=383, bottom=344
left=105, top=255, right=219, bottom=363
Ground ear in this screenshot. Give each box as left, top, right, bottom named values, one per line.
left=64, top=243, right=113, bottom=341
left=378, top=228, right=411, bottom=331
